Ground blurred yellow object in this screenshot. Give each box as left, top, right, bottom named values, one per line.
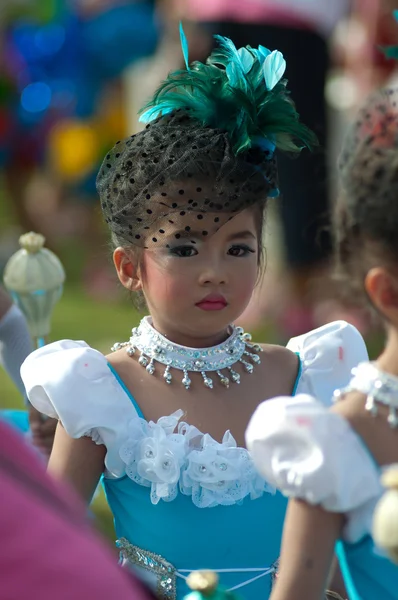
left=49, top=120, right=99, bottom=182
left=373, top=465, right=398, bottom=564
left=186, top=571, right=219, bottom=596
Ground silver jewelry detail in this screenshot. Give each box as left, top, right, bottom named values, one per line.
left=388, top=407, right=398, bottom=428
left=182, top=370, right=191, bottom=390
left=244, top=350, right=261, bottom=364
left=239, top=359, right=254, bottom=373
left=217, top=370, right=230, bottom=388
left=111, top=341, right=129, bottom=352
left=138, top=355, right=149, bottom=367
left=164, top=366, right=172, bottom=384
left=116, top=538, right=176, bottom=600
left=112, top=316, right=261, bottom=391
left=146, top=359, right=155, bottom=375
left=245, top=341, right=263, bottom=352
left=334, top=362, right=398, bottom=428
left=228, top=367, right=241, bottom=384
left=201, top=371, right=213, bottom=389
left=365, top=394, right=378, bottom=416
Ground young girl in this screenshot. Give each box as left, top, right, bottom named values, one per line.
left=246, top=85, right=398, bottom=600
left=21, top=28, right=367, bottom=600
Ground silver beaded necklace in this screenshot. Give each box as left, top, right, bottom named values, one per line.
left=111, top=316, right=262, bottom=390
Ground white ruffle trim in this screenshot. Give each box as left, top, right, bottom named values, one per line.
left=118, top=409, right=275, bottom=507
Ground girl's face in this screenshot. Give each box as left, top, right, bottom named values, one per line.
left=116, top=209, right=260, bottom=347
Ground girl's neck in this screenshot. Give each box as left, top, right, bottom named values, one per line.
left=376, top=327, right=398, bottom=377
left=149, top=317, right=232, bottom=348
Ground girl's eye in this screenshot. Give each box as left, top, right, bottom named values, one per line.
left=169, top=245, right=198, bottom=258
left=228, top=244, right=256, bottom=257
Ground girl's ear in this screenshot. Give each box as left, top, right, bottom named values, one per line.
left=113, top=247, right=142, bottom=292
left=365, top=267, right=398, bottom=323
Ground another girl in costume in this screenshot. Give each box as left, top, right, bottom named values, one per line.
left=21, top=28, right=367, bottom=600
left=246, top=85, right=398, bottom=600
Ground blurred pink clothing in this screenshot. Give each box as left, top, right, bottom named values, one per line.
left=0, top=420, right=152, bottom=600
left=181, top=0, right=349, bottom=37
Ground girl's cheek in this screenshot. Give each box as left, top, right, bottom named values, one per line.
left=233, top=267, right=257, bottom=301
left=145, top=267, right=187, bottom=302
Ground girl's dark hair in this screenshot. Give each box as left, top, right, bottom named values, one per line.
left=334, top=87, right=398, bottom=300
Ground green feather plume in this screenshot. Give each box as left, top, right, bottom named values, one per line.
left=139, top=25, right=317, bottom=156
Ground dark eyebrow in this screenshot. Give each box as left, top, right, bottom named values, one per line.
left=226, top=230, right=256, bottom=241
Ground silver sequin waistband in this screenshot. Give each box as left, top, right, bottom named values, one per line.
left=116, top=538, right=278, bottom=600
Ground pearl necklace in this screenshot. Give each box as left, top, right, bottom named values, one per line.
left=111, top=316, right=262, bottom=390
left=334, top=362, right=398, bottom=428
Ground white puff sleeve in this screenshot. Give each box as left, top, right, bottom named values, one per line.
left=288, top=320, right=368, bottom=406
left=20, top=340, right=141, bottom=477
left=245, top=394, right=383, bottom=543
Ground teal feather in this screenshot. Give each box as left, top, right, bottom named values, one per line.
left=139, top=25, right=317, bottom=156
left=263, top=50, right=286, bottom=91
left=179, top=22, right=190, bottom=70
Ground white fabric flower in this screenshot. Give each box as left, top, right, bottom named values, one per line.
left=120, top=410, right=186, bottom=503
left=181, top=431, right=273, bottom=508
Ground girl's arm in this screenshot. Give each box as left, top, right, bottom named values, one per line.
left=48, top=423, right=106, bottom=503
left=271, top=499, right=344, bottom=600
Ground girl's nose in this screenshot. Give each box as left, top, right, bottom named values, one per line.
left=198, top=262, right=227, bottom=286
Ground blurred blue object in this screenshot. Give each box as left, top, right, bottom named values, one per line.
left=8, top=1, right=159, bottom=123
left=0, top=409, right=29, bottom=433
left=82, top=2, right=159, bottom=79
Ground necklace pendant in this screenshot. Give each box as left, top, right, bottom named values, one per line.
left=138, top=355, right=149, bottom=367
left=217, top=370, right=230, bottom=388
left=126, top=346, right=136, bottom=357
left=244, top=350, right=261, bottom=364
left=201, top=372, right=213, bottom=389
left=388, top=407, right=398, bottom=428
left=164, top=366, right=172, bottom=384
left=246, top=342, right=263, bottom=353
left=240, top=359, right=254, bottom=374
left=146, top=359, right=155, bottom=375
left=182, top=370, right=191, bottom=390
left=111, top=342, right=122, bottom=351
left=242, top=332, right=252, bottom=342
left=365, top=394, right=378, bottom=416
left=228, top=367, right=240, bottom=384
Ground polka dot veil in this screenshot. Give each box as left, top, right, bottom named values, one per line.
left=97, top=112, right=274, bottom=249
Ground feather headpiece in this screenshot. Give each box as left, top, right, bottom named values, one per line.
left=139, top=24, right=317, bottom=157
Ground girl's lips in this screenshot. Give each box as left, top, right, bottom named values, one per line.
left=196, top=295, right=227, bottom=311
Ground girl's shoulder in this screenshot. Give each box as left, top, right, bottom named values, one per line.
left=246, top=392, right=383, bottom=543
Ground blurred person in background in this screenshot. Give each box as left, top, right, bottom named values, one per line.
left=0, top=416, right=156, bottom=600
left=0, top=286, right=32, bottom=401
left=160, top=0, right=398, bottom=337
left=0, top=285, right=58, bottom=455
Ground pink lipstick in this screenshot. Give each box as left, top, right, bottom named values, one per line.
left=196, top=294, right=228, bottom=311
